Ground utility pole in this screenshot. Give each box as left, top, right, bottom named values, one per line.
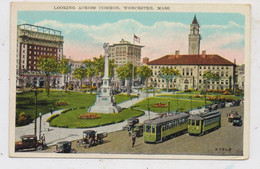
left=34, top=89, right=38, bottom=136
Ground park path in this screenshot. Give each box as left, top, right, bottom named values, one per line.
left=15, top=93, right=158, bottom=146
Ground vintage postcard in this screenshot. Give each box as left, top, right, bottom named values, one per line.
left=9, top=2, right=250, bottom=159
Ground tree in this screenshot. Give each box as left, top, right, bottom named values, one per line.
left=137, top=65, right=152, bottom=89
left=116, top=62, right=137, bottom=96
left=203, top=71, right=220, bottom=91
left=86, top=66, right=95, bottom=94
left=158, top=67, right=180, bottom=92
left=37, top=56, right=59, bottom=96
left=59, top=59, right=71, bottom=91
left=72, top=67, right=87, bottom=90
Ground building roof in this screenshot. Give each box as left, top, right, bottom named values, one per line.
left=192, top=15, right=198, bottom=24
left=147, top=54, right=235, bottom=66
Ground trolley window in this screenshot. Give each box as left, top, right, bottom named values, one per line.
left=191, top=120, right=195, bottom=125
left=146, top=125, right=151, bottom=133
left=152, top=125, right=155, bottom=133
left=196, top=120, right=200, bottom=126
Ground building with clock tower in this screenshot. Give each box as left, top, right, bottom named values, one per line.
left=188, top=15, right=201, bottom=55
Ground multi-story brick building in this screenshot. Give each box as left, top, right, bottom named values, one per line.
left=146, top=16, right=236, bottom=91
left=108, top=39, right=144, bottom=68
left=16, top=24, right=64, bottom=88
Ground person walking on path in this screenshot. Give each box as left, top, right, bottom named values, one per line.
left=41, top=134, right=46, bottom=147
left=132, top=132, right=136, bottom=147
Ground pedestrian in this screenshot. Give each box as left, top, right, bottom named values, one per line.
left=41, top=134, right=46, bottom=147
left=51, top=108, right=53, bottom=115
left=132, top=132, right=136, bottom=147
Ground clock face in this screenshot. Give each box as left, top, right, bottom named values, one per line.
left=191, top=44, right=196, bottom=49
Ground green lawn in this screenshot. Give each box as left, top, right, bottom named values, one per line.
left=133, top=97, right=212, bottom=113
left=114, top=94, right=138, bottom=104
left=16, top=91, right=96, bottom=119
left=49, top=108, right=144, bottom=128
left=16, top=91, right=139, bottom=126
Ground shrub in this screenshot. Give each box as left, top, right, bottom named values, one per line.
left=16, top=112, right=33, bottom=126
left=46, top=114, right=59, bottom=122
left=68, top=84, right=73, bottom=90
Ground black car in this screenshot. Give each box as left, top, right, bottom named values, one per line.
left=54, top=141, right=76, bottom=153
left=233, top=116, right=243, bottom=126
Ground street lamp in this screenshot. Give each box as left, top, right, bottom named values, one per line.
left=147, top=97, right=150, bottom=120
left=39, top=112, right=42, bottom=139
left=168, top=99, right=170, bottom=114
left=189, top=96, right=193, bottom=110
left=33, top=87, right=39, bottom=136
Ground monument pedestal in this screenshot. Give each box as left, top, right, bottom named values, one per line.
left=88, top=83, right=121, bottom=113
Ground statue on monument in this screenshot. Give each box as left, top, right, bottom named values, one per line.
left=87, top=43, right=121, bottom=114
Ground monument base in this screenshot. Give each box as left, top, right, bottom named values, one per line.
left=88, top=95, right=122, bottom=113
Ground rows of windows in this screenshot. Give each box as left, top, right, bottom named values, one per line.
left=199, top=66, right=229, bottom=70
left=205, top=116, right=220, bottom=126
left=28, top=45, right=57, bottom=52
left=189, top=120, right=200, bottom=126
left=162, top=118, right=187, bottom=131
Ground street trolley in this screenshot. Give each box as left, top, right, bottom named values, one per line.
left=143, top=112, right=189, bottom=143
left=188, top=110, right=221, bottom=136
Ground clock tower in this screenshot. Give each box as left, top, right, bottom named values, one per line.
left=189, top=15, right=201, bottom=55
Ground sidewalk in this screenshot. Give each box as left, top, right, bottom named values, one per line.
left=15, top=94, right=158, bottom=146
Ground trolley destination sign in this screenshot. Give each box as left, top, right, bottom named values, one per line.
left=9, top=2, right=250, bottom=159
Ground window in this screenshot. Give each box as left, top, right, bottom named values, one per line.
left=192, top=120, right=195, bottom=125
left=152, top=126, right=155, bottom=133
left=196, top=120, right=200, bottom=126
left=146, top=125, right=151, bottom=132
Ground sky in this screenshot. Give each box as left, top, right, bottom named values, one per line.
left=18, top=11, right=245, bottom=64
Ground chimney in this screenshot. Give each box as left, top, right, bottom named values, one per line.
left=175, top=50, right=180, bottom=58
left=202, top=50, right=206, bottom=58
left=143, top=57, right=149, bottom=64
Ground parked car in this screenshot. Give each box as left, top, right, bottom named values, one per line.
left=77, top=130, right=107, bottom=148
left=233, top=116, right=243, bottom=126
left=227, top=111, right=239, bottom=122
left=15, top=135, right=43, bottom=152
left=123, top=118, right=139, bottom=131
left=133, top=123, right=144, bottom=137
left=54, top=141, right=76, bottom=153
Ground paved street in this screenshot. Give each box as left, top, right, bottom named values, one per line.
left=15, top=94, right=157, bottom=146
left=44, top=104, right=244, bottom=155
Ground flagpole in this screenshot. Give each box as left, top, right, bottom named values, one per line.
left=132, top=33, right=135, bottom=94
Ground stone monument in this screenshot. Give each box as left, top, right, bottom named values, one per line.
left=88, top=43, right=121, bottom=113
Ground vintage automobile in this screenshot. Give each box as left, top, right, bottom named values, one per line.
left=122, top=118, right=139, bottom=131
left=76, top=130, right=107, bottom=148
left=227, top=111, right=239, bottom=122
left=15, top=135, right=43, bottom=151
left=133, top=123, right=144, bottom=137
left=54, top=141, right=76, bottom=153
left=233, top=116, right=243, bottom=126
